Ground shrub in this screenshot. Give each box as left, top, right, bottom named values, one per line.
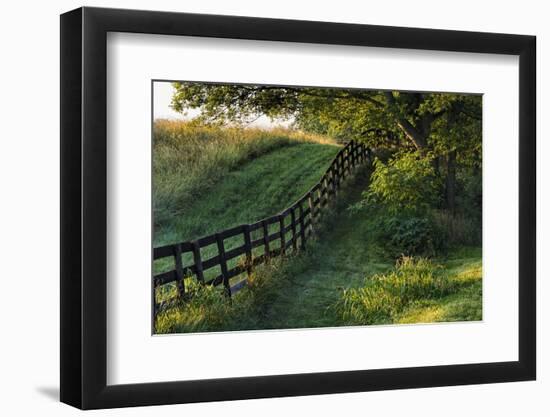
left=365, top=151, right=441, bottom=215
left=335, top=257, right=458, bottom=325
left=432, top=210, right=481, bottom=246
left=373, top=214, right=447, bottom=259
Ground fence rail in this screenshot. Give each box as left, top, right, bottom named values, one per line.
left=153, top=140, right=371, bottom=318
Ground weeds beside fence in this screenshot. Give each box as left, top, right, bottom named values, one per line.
left=153, top=140, right=371, bottom=319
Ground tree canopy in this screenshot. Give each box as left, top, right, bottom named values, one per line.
left=170, top=82, right=482, bottom=212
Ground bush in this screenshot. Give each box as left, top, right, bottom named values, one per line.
left=335, top=257, right=458, bottom=324
left=374, top=214, right=447, bottom=259
left=432, top=210, right=481, bottom=246
left=365, top=151, right=441, bottom=215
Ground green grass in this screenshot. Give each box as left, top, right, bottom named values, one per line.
left=153, top=119, right=338, bottom=236
left=153, top=121, right=482, bottom=334
left=397, top=250, right=482, bottom=324
left=336, top=254, right=482, bottom=326
left=155, top=141, right=341, bottom=246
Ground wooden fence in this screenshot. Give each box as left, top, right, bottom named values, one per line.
left=153, top=140, right=371, bottom=318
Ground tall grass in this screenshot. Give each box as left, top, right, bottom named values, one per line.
left=335, top=256, right=463, bottom=325
left=155, top=256, right=297, bottom=334
left=153, top=119, right=336, bottom=233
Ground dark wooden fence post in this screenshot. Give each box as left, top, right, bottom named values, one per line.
left=348, top=149, right=351, bottom=175
left=243, top=224, right=253, bottom=279
left=278, top=214, right=286, bottom=255
left=215, top=233, right=231, bottom=297
left=307, top=191, right=314, bottom=235
left=173, top=243, right=186, bottom=297
left=262, top=220, right=270, bottom=257
left=343, top=148, right=348, bottom=178
left=336, top=160, right=342, bottom=190
left=152, top=288, right=158, bottom=323
left=290, top=207, right=298, bottom=251
left=340, top=152, right=345, bottom=182
left=331, top=167, right=338, bottom=196
left=299, top=202, right=306, bottom=249
left=191, top=240, right=204, bottom=283
left=317, top=186, right=322, bottom=221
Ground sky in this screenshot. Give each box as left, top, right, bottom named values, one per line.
left=153, top=81, right=292, bottom=129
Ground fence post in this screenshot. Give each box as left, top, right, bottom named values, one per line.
left=345, top=146, right=351, bottom=177
left=243, top=224, right=253, bottom=279
left=290, top=207, right=298, bottom=251
left=299, top=201, right=306, bottom=249
left=336, top=160, right=342, bottom=191
left=323, top=175, right=330, bottom=205
left=342, top=148, right=347, bottom=178
left=191, top=240, right=204, bottom=283
left=278, top=214, right=286, bottom=255
left=340, top=152, right=345, bottom=182
left=215, top=233, right=231, bottom=297
left=152, top=287, right=158, bottom=323
left=331, top=166, right=338, bottom=196
left=262, top=220, right=270, bottom=257
left=307, top=191, right=315, bottom=235
left=317, top=185, right=323, bottom=220
left=173, top=243, right=186, bottom=298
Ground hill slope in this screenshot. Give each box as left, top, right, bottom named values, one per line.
left=155, top=142, right=341, bottom=246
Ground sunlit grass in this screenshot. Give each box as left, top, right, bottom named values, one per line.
left=153, top=119, right=338, bottom=238
left=334, top=253, right=482, bottom=326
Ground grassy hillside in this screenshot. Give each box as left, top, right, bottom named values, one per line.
left=153, top=119, right=338, bottom=243
left=153, top=121, right=341, bottom=283
left=153, top=122, right=482, bottom=334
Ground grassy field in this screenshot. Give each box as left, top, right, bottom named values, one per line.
left=153, top=121, right=482, bottom=334
left=153, top=119, right=338, bottom=242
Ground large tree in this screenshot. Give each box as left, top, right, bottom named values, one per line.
left=171, top=82, right=482, bottom=211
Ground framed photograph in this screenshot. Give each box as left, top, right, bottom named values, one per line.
left=60, top=6, right=536, bottom=409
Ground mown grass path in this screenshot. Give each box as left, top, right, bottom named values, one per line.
left=251, top=168, right=393, bottom=329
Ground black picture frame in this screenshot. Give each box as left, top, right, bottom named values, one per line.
left=60, top=6, right=536, bottom=410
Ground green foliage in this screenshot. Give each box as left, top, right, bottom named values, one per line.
left=171, top=82, right=481, bottom=152
left=375, top=214, right=447, bottom=258
left=457, top=169, right=482, bottom=220
left=335, top=257, right=461, bottom=325
left=364, top=151, right=441, bottom=215
left=432, top=210, right=481, bottom=247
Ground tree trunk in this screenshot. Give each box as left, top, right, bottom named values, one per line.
left=384, top=92, right=429, bottom=150
left=446, top=150, right=457, bottom=213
